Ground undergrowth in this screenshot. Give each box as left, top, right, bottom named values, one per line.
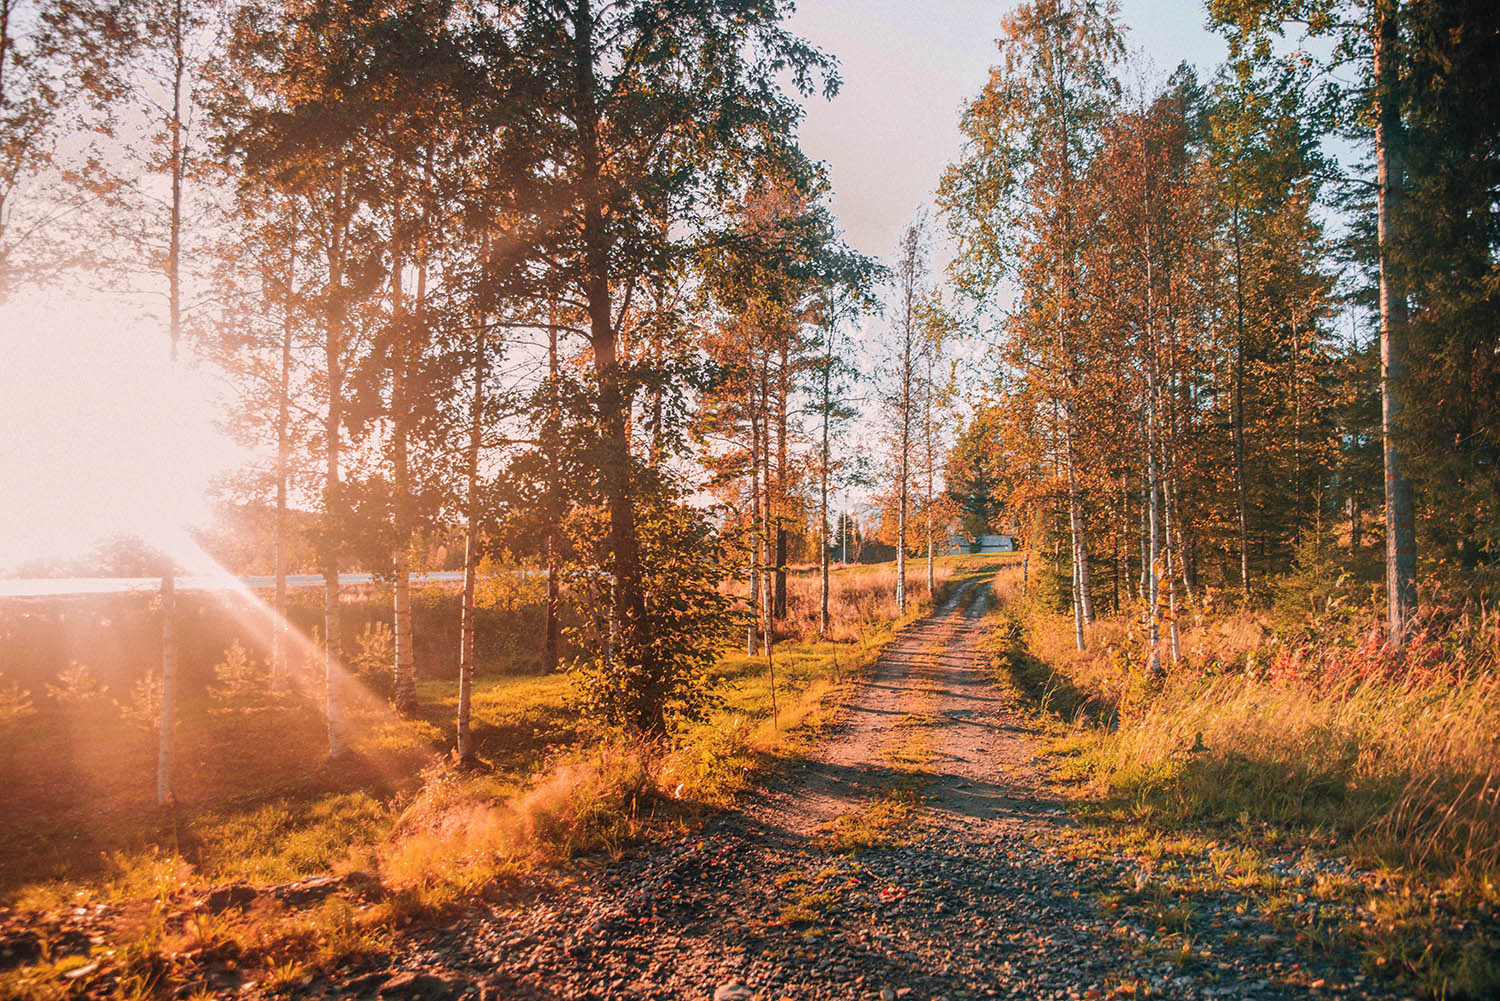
left=986, top=582, right=1500, bottom=1000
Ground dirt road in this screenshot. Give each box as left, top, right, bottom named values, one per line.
left=340, top=572, right=1395, bottom=1001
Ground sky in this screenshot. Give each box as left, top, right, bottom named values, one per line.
left=0, top=0, right=1233, bottom=574
left=785, top=0, right=1229, bottom=264
left=0, top=293, right=232, bottom=572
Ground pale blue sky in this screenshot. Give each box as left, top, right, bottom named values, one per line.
left=785, top=0, right=1229, bottom=262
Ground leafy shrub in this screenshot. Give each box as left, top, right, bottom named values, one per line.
left=0, top=674, right=35, bottom=728
left=1272, top=529, right=1347, bottom=630
left=350, top=622, right=395, bottom=697
left=570, top=498, right=748, bottom=734
left=117, top=674, right=161, bottom=732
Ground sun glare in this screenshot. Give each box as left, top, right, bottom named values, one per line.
left=0, top=291, right=242, bottom=574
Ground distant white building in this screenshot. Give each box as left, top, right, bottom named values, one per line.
left=940, top=534, right=970, bottom=556
left=941, top=533, right=1015, bottom=555
left=976, top=534, right=1014, bottom=553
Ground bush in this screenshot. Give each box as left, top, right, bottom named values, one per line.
left=1272, top=529, right=1346, bottom=630
left=570, top=499, right=748, bottom=735
left=0, top=674, right=35, bottom=728
left=350, top=622, right=395, bottom=697
left=117, top=674, right=161, bottom=732
left=210, top=640, right=268, bottom=704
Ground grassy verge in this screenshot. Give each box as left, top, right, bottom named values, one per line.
left=0, top=556, right=997, bottom=1000
left=983, top=594, right=1500, bottom=1000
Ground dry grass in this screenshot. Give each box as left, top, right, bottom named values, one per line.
left=1096, top=672, right=1500, bottom=877
left=377, top=743, right=654, bottom=908
left=776, top=562, right=955, bottom=642
left=1006, top=601, right=1500, bottom=879
left=991, top=589, right=1500, bottom=999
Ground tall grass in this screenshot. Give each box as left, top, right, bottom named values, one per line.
left=994, top=590, right=1500, bottom=998
left=1008, top=599, right=1500, bottom=878
left=775, top=562, right=954, bottom=642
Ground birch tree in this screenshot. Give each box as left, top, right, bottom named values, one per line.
left=0, top=0, right=128, bottom=299
left=812, top=306, right=862, bottom=637
left=110, top=0, right=219, bottom=805
left=939, top=0, right=1124, bottom=648
left=886, top=215, right=930, bottom=615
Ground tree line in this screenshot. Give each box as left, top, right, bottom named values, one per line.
left=5, top=0, right=958, bottom=804
left=11, top=0, right=1492, bottom=806
left=938, top=0, right=1498, bottom=665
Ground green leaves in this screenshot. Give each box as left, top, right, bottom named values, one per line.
left=569, top=494, right=749, bottom=735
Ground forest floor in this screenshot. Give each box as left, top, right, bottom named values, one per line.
left=288, top=572, right=1406, bottom=1001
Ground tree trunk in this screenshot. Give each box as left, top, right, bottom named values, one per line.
left=1111, top=523, right=1120, bottom=613
left=774, top=527, right=787, bottom=618
left=1350, top=493, right=1363, bottom=555
left=590, top=306, right=648, bottom=725
left=773, top=340, right=788, bottom=619
left=758, top=360, right=777, bottom=719
left=1291, top=309, right=1304, bottom=541
left=322, top=182, right=350, bottom=759
left=157, top=571, right=176, bottom=807
left=1143, top=191, right=1174, bottom=676
left=391, top=237, right=416, bottom=715
left=1139, top=472, right=1149, bottom=618
left=544, top=304, right=561, bottom=672
left=897, top=455, right=907, bottom=615
left=1170, top=473, right=1194, bottom=604
left=1070, top=524, right=1085, bottom=651
left=1159, top=440, right=1181, bottom=668
left=272, top=214, right=293, bottom=695
left=453, top=309, right=483, bottom=762
left=819, top=329, right=832, bottom=639
left=1165, top=355, right=1197, bottom=605
left=925, top=355, right=935, bottom=599
left=748, top=400, right=761, bottom=656
left=897, top=337, right=909, bottom=616
left=1053, top=43, right=1093, bottom=632
left=157, top=6, right=185, bottom=807
left=1232, top=200, right=1251, bottom=599
left=760, top=362, right=775, bottom=652
left=1375, top=0, right=1417, bottom=641
left=574, top=0, right=651, bottom=733
left=1063, top=408, right=1088, bottom=650
left=457, top=322, right=484, bottom=765
left=1145, top=399, right=1163, bottom=681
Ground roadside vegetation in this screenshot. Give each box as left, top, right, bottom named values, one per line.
left=983, top=566, right=1500, bottom=999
